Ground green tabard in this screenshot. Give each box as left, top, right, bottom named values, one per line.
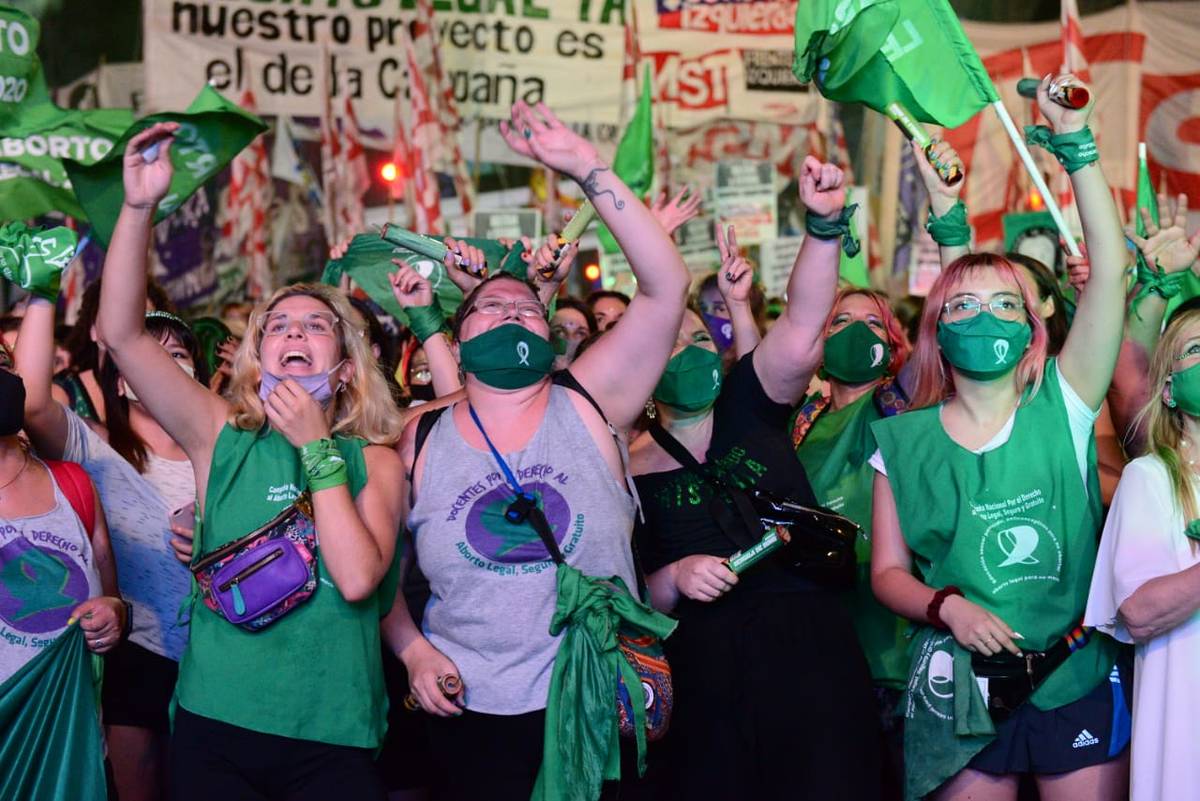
left=795, top=390, right=909, bottom=688
left=176, top=424, right=398, bottom=748
left=872, top=360, right=1117, bottom=798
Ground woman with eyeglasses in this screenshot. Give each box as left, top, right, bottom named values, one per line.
left=870, top=76, right=1130, bottom=801
left=1085, top=299, right=1200, bottom=801
left=15, top=285, right=207, bottom=801
left=378, top=101, right=691, bottom=801
left=628, top=158, right=880, bottom=801
left=95, top=121, right=408, bottom=800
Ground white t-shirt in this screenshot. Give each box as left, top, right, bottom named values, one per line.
left=869, top=365, right=1098, bottom=488
left=1085, top=455, right=1200, bottom=801
left=62, top=407, right=195, bottom=660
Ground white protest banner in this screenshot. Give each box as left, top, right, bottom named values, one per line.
left=759, top=234, right=804, bottom=299
left=714, top=159, right=776, bottom=245
left=55, top=63, right=146, bottom=114
left=474, top=208, right=542, bottom=241
left=144, top=0, right=626, bottom=129
left=635, top=0, right=821, bottom=129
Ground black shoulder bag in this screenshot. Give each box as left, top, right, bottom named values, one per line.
left=647, top=423, right=857, bottom=587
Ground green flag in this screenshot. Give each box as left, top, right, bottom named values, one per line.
left=1134, top=142, right=1158, bottom=278
left=64, top=85, right=267, bottom=248
left=0, top=6, right=134, bottom=221
left=839, top=210, right=869, bottom=288
left=0, top=625, right=106, bottom=800
left=322, top=234, right=527, bottom=327
left=793, top=0, right=999, bottom=129
left=597, top=66, right=654, bottom=255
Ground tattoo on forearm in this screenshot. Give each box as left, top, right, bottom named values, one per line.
left=579, top=167, right=624, bottom=210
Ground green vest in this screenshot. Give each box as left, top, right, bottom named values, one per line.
left=796, top=391, right=909, bottom=688
left=872, top=361, right=1117, bottom=796
left=176, top=424, right=397, bottom=748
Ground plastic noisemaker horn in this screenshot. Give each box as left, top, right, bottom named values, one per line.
left=380, top=224, right=483, bottom=275
left=558, top=201, right=596, bottom=244
left=1016, top=77, right=1090, bottom=110
left=885, top=102, right=962, bottom=186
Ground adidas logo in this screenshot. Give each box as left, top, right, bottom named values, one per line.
left=1072, top=729, right=1100, bottom=749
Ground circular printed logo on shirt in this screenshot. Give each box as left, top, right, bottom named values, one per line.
left=978, top=515, right=1063, bottom=593
left=0, top=536, right=89, bottom=633
left=913, top=634, right=956, bottom=721
left=463, top=482, right=572, bottom=564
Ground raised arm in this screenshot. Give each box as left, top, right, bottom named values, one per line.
left=752, top=157, right=845, bottom=405
left=914, top=139, right=970, bottom=268
left=1048, top=76, right=1131, bottom=410
left=715, top=226, right=762, bottom=358
left=1111, top=195, right=1200, bottom=449
left=500, top=101, right=690, bottom=430
left=13, top=292, right=70, bottom=458
left=389, top=261, right=462, bottom=398
left=94, top=122, right=229, bottom=458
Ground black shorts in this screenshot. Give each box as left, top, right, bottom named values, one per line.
left=375, top=650, right=431, bottom=791
left=102, top=640, right=179, bottom=732
left=969, top=656, right=1132, bottom=775
left=169, top=707, right=385, bottom=801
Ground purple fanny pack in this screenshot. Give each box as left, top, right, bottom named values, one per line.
left=191, top=494, right=319, bottom=632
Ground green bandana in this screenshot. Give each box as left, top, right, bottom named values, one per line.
left=1024, top=126, right=1098, bottom=174
left=936, top=314, right=1032, bottom=381
left=822, top=321, right=891, bottom=384
left=653, top=345, right=724, bottom=413
left=806, top=204, right=861, bottom=257
left=64, top=85, right=268, bottom=248
left=1171, top=360, right=1200, bottom=417
left=0, top=222, right=75, bottom=301
left=459, top=323, right=555, bottom=390
left=925, top=199, right=972, bottom=247
left=1131, top=260, right=1187, bottom=320
left=405, top=304, right=447, bottom=344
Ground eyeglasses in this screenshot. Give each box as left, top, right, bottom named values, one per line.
left=941, top=294, right=1026, bottom=323
left=471, top=298, right=547, bottom=319
left=260, top=311, right=340, bottom=338
left=410, top=367, right=432, bottom=384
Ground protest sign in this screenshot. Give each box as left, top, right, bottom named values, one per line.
left=714, top=159, right=776, bottom=244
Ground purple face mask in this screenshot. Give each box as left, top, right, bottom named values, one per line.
left=702, top=312, right=735, bottom=352
left=259, top=360, right=345, bottom=407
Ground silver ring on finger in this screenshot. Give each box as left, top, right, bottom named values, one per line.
left=725, top=272, right=734, bottom=281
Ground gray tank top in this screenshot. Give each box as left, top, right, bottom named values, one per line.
left=410, top=386, right=637, bottom=714
left=0, top=459, right=102, bottom=684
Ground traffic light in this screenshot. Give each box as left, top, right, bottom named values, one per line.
left=583, top=263, right=601, bottom=283
left=380, top=162, right=399, bottom=183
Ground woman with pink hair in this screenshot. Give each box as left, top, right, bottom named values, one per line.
left=870, top=76, right=1131, bottom=801
left=790, top=286, right=911, bottom=795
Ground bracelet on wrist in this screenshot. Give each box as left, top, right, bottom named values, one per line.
left=1130, top=258, right=1187, bottom=320
left=805, top=204, right=861, bottom=257
left=925, top=199, right=972, bottom=247
left=927, top=585, right=963, bottom=630
left=300, top=437, right=349, bottom=492
left=1024, top=125, right=1098, bottom=174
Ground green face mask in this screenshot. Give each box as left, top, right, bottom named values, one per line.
left=936, top=313, right=1032, bottom=381
left=654, top=345, right=724, bottom=413
left=823, top=321, right=891, bottom=384
left=459, top=323, right=555, bottom=389
left=1170, top=361, right=1200, bottom=416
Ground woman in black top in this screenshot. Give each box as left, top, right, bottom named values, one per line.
left=630, top=157, right=879, bottom=800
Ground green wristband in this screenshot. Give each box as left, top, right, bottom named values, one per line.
left=925, top=199, right=972, bottom=247
left=300, top=438, right=349, bottom=492
left=1130, top=259, right=1187, bottom=319
left=805, top=204, right=860, bottom=258
left=1024, top=126, right=1099, bottom=174
left=405, top=304, right=447, bottom=344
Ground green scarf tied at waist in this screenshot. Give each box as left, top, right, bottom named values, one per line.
left=0, top=221, right=76, bottom=301
left=531, top=565, right=677, bottom=801
left=0, top=625, right=106, bottom=800
left=903, top=628, right=995, bottom=801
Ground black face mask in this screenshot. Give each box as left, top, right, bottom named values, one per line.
left=0, top=370, right=26, bottom=436
left=408, top=383, right=437, bottom=402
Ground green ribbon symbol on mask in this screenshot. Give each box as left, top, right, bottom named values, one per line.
left=993, top=339, right=1010, bottom=365
left=517, top=341, right=530, bottom=366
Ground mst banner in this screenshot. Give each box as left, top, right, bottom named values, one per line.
left=143, top=0, right=625, bottom=127
left=635, top=0, right=820, bottom=128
